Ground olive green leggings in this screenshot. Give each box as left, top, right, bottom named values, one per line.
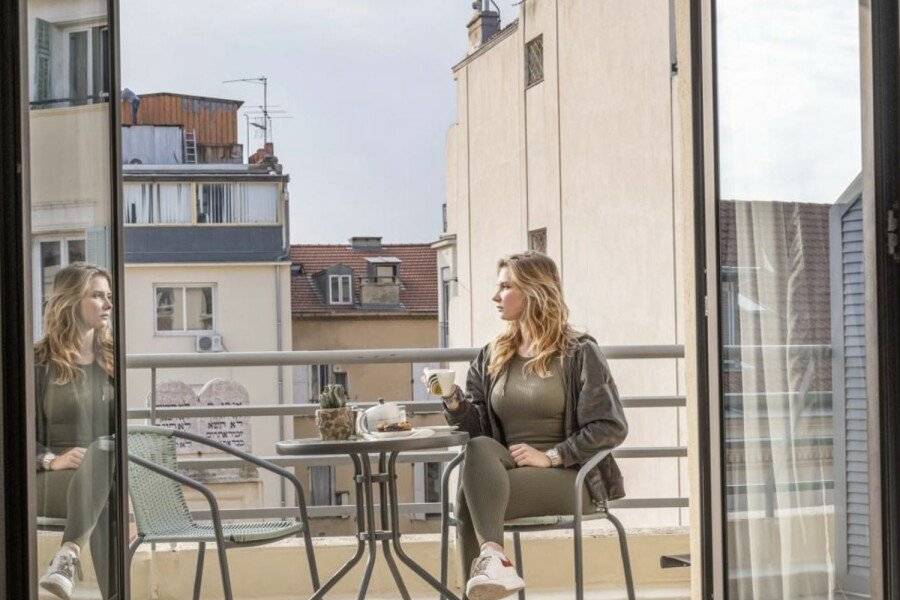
left=36, top=440, right=117, bottom=598
left=455, top=436, right=595, bottom=578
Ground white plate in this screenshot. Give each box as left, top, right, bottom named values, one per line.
left=362, top=428, right=434, bottom=440
left=429, top=425, right=459, bottom=433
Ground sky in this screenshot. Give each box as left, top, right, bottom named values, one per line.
left=716, top=0, right=861, bottom=204
left=120, top=1, right=517, bottom=245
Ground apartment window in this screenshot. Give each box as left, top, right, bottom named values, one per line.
left=68, top=25, right=108, bottom=105
left=329, top=274, right=352, bottom=305
left=155, top=285, right=214, bottom=333
left=525, top=35, right=544, bottom=87
left=309, top=365, right=349, bottom=401
left=309, top=466, right=335, bottom=506
left=528, top=228, right=547, bottom=254
left=32, top=237, right=86, bottom=338
left=197, top=182, right=278, bottom=224
left=124, top=183, right=192, bottom=224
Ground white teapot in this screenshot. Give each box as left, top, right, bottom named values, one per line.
left=356, top=399, right=402, bottom=434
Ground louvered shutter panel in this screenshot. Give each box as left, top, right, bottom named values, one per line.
left=831, top=189, right=870, bottom=596
left=35, top=19, right=51, bottom=102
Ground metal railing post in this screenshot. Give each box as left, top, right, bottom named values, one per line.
left=149, top=367, right=157, bottom=425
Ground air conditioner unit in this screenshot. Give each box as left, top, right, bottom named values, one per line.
left=195, top=333, right=223, bottom=353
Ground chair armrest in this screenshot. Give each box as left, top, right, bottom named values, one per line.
left=169, top=430, right=311, bottom=522
left=573, top=448, right=613, bottom=519
left=128, top=453, right=225, bottom=529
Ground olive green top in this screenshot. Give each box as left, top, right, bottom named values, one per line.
left=490, top=354, right=566, bottom=452
left=37, top=361, right=115, bottom=456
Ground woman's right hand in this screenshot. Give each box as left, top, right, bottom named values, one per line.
left=50, top=447, right=86, bottom=471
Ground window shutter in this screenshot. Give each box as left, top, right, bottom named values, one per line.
left=35, top=19, right=51, bottom=102
left=831, top=187, right=870, bottom=596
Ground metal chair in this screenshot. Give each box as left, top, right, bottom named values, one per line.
left=439, top=447, right=635, bottom=600
left=126, top=426, right=320, bottom=600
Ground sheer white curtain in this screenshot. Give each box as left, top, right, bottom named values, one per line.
left=730, top=201, right=834, bottom=600
left=124, top=183, right=191, bottom=224
left=234, top=183, right=278, bottom=223
left=155, top=183, right=191, bottom=223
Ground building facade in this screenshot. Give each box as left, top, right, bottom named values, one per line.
left=120, top=93, right=292, bottom=508
left=438, top=0, right=686, bottom=527
left=290, top=237, right=445, bottom=532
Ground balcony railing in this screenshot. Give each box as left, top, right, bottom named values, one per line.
left=125, top=345, right=688, bottom=521
left=30, top=94, right=110, bottom=110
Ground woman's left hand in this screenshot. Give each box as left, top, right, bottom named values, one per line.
left=509, top=443, right=551, bottom=468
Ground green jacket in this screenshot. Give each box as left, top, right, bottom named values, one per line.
left=443, top=334, right=628, bottom=502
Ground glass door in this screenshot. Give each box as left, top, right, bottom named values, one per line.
left=696, top=1, right=898, bottom=598
left=23, top=0, right=127, bottom=597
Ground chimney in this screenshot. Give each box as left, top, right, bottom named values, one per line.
left=249, top=142, right=274, bottom=165
left=467, top=3, right=500, bottom=53
left=350, top=236, right=383, bottom=251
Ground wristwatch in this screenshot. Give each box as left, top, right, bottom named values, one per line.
left=41, top=452, right=57, bottom=471
left=544, top=448, right=562, bottom=467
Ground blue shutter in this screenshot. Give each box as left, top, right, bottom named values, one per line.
left=831, top=178, right=869, bottom=596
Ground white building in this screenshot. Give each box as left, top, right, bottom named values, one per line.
left=437, top=0, right=687, bottom=527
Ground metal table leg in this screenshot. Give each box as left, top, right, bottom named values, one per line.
left=379, top=452, right=412, bottom=599
left=386, top=452, right=463, bottom=600
left=308, top=454, right=368, bottom=600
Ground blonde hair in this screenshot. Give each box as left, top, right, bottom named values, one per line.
left=487, top=251, right=578, bottom=378
left=35, top=263, right=114, bottom=384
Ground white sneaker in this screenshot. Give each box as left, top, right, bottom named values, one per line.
left=39, top=548, right=83, bottom=600
left=465, top=547, right=526, bottom=600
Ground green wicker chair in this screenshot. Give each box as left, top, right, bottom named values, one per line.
left=126, top=426, right=319, bottom=600
left=439, top=448, right=635, bottom=600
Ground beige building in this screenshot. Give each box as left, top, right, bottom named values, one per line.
left=120, top=93, right=293, bottom=508
left=290, top=237, right=445, bottom=532
left=437, top=0, right=687, bottom=528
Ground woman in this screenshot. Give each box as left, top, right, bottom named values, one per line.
left=431, top=251, right=628, bottom=600
left=35, top=263, right=117, bottom=600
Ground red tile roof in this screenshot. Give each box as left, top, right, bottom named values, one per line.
left=290, top=243, right=438, bottom=317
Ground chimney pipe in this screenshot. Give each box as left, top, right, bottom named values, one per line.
left=467, top=6, right=501, bottom=53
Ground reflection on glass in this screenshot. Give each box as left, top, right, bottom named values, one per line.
left=716, top=2, right=865, bottom=599
left=29, top=0, right=118, bottom=597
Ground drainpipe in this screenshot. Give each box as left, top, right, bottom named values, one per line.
left=275, top=184, right=288, bottom=506
left=275, top=264, right=286, bottom=506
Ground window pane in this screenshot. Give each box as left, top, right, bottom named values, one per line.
left=185, top=287, right=213, bottom=331
left=330, top=276, right=339, bottom=303
left=68, top=31, right=88, bottom=104
left=39, top=241, right=62, bottom=308
left=155, top=287, right=178, bottom=331
left=234, top=183, right=278, bottom=223
left=29, top=0, right=119, bottom=592
left=714, top=3, right=866, bottom=596
left=199, top=183, right=227, bottom=223
left=341, top=276, right=351, bottom=302
left=67, top=239, right=86, bottom=263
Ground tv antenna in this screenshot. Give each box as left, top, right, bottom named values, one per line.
left=224, top=76, right=271, bottom=144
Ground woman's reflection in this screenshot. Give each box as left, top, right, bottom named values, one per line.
left=35, top=263, right=117, bottom=600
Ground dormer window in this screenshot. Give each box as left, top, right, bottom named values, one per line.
left=329, top=274, right=352, bottom=305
